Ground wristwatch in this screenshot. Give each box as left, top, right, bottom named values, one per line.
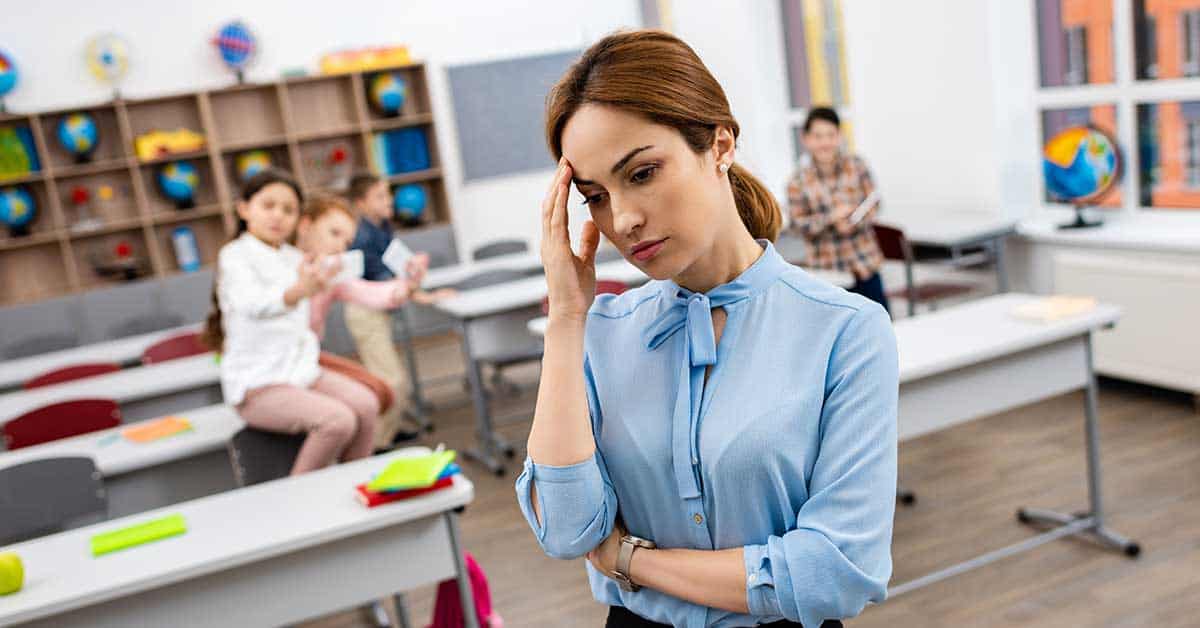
left=613, top=534, right=656, bottom=592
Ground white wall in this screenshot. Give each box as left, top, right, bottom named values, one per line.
left=2, top=0, right=1018, bottom=254
left=0, top=0, right=642, bottom=255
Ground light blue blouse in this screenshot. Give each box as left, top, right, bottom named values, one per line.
left=515, top=241, right=898, bottom=628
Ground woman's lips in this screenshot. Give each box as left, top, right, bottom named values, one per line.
left=631, top=238, right=666, bottom=262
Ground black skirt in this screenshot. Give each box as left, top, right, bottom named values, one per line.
left=605, top=605, right=843, bottom=628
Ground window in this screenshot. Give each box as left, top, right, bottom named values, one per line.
left=1134, top=0, right=1200, bottom=80
left=1036, top=0, right=1114, bottom=87
left=1065, top=26, right=1090, bottom=85
left=780, top=0, right=850, bottom=160
left=1183, top=10, right=1200, bottom=76
left=1037, top=1, right=1200, bottom=210
left=1187, top=118, right=1200, bottom=186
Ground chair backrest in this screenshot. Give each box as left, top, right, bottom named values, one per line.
left=79, top=281, right=164, bottom=343
left=398, top=223, right=459, bottom=269
left=227, top=428, right=306, bottom=487
left=0, top=294, right=83, bottom=359
left=471, top=239, right=528, bottom=261
left=160, top=268, right=217, bottom=325
left=142, top=331, right=208, bottom=365
left=2, top=332, right=79, bottom=360
left=3, top=399, right=123, bottom=450
left=109, top=312, right=184, bottom=340
left=453, top=268, right=532, bottom=292
left=871, top=224, right=913, bottom=263
left=0, top=456, right=107, bottom=544
left=24, top=362, right=123, bottom=390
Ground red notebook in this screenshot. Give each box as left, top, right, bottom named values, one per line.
left=355, top=476, right=454, bottom=507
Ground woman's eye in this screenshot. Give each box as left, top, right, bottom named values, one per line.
left=581, top=193, right=607, bottom=207
left=630, top=166, right=657, bottom=184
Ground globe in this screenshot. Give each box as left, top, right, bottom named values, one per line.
left=0, top=50, right=17, bottom=100
left=213, top=21, right=256, bottom=76
left=235, top=149, right=272, bottom=182
left=57, top=113, right=99, bottom=162
left=86, top=34, right=131, bottom=87
left=369, top=72, right=407, bottom=116
left=1043, top=125, right=1120, bottom=203
left=157, top=161, right=199, bottom=208
left=393, top=184, right=425, bottom=225
left=0, top=186, right=36, bottom=236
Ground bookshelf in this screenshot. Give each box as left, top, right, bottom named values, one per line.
left=0, top=63, right=449, bottom=306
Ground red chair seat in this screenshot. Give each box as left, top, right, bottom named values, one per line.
left=142, top=332, right=207, bottom=365
left=24, top=362, right=122, bottom=390
left=888, top=282, right=975, bottom=302
left=3, top=399, right=122, bottom=449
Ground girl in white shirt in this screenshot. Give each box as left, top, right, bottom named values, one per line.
left=203, top=169, right=400, bottom=475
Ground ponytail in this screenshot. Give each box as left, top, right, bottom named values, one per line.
left=201, top=168, right=304, bottom=352
left=727, top=163, right=781, bottom=242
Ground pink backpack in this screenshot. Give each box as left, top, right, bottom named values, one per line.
left=427, top=552, right=504, bottom=628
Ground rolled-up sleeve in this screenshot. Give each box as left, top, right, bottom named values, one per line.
left=743, top=304, right=898, bottom=627
left=515, top=355, right=618, bottom=560
left=218, top=247, right=293, bottom=319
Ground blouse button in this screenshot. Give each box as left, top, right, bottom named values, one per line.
left=693, top=513, right=703, bottom=525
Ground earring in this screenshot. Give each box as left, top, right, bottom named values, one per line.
left=719, top=163, right=730, bottom=174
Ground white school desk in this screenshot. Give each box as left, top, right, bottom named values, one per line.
left=882, top=209, right=1018, bottom=291
left=0, top=353, right=221, bottom=429
left=422, top=251, right=542, bottom=290
left=888, top=293, right=1138, bottom=594
left=0, top=404, right=243, bottom=520
left=530, top=293, right=1139, bottom=593
left=0, top=323, right=202, bottom=393
left=0, top=448, right=479, bottom=628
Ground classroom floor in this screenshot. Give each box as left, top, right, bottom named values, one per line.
left=304, top=329, right=1200, bottom=628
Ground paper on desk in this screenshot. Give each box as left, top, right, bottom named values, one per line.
left=382, top=238, right=415, bottom=277
left=122, top=416, right=193, bottom=443
left=1011, top=295, right=1098, bottom=323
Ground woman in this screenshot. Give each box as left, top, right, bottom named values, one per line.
left=788, top=107, right=890, bottom=313
left=515, top=31, right=897, bottom=628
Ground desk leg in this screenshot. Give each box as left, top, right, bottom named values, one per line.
left=992, top=237, right=1010, bottom=293
left=457, top=318, right=512, bottom=475
left=890, top=333, right=1139, bottom=599
left=445, top=511, right=481, bottom=628
left=1016, top=333, right=1140, bottom=556
left=397, top=306, right=433, bottom=432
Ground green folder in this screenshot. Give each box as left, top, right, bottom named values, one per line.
left=90, top=514, right=188, bottom=557
left=366, top=450, right=457, bottom=492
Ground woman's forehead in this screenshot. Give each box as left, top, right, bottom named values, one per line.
left=562, top=105, right=679, bottom=181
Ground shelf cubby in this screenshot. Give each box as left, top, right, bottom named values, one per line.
left=285, top=75, right=360, bottom=137
left=39, top=105, right=129, bottom=171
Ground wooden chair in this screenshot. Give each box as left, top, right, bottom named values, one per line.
left=3, top=399, right=122, bottom=450
left=873, top=224, right=975, bottom=317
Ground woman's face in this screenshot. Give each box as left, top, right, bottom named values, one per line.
left=236, top=182, right=301, bottom=247
left=802, top=119, right=841, bottom=165
left=561, top=104, right=733, bottom=281
left=297, top=209, right=357, bottom=257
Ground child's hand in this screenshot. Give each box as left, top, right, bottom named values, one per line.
left=412, top=288, right=456, bottom=305
left=297, top=254, right=337, bottom=297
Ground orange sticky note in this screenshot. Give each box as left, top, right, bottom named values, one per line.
left=122, top=416, right=193, bottom=443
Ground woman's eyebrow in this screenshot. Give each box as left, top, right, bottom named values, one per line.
left=572, top=145, right=655, bottom=187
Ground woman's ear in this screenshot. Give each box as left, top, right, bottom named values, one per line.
left=713, top=126, right=736, bottom=170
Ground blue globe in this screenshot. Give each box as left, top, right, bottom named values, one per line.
left=370, top=72, right=407, bottom=116
left=57, top=113, right=99, bottom=161
left=0, top=50, right=17, bottom=99
left=157, top=161, right=199, bottom=208
left=394, top=184, right=426, bottom=224
left=0, top=186, right=36, bottom=235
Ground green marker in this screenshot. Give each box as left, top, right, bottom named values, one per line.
left=90, top=514, right=187, bottom=557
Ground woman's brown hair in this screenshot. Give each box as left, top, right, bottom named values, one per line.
left=544, top=29, right=781, bottom=242
left=200, top=168, right=304, bottom=351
